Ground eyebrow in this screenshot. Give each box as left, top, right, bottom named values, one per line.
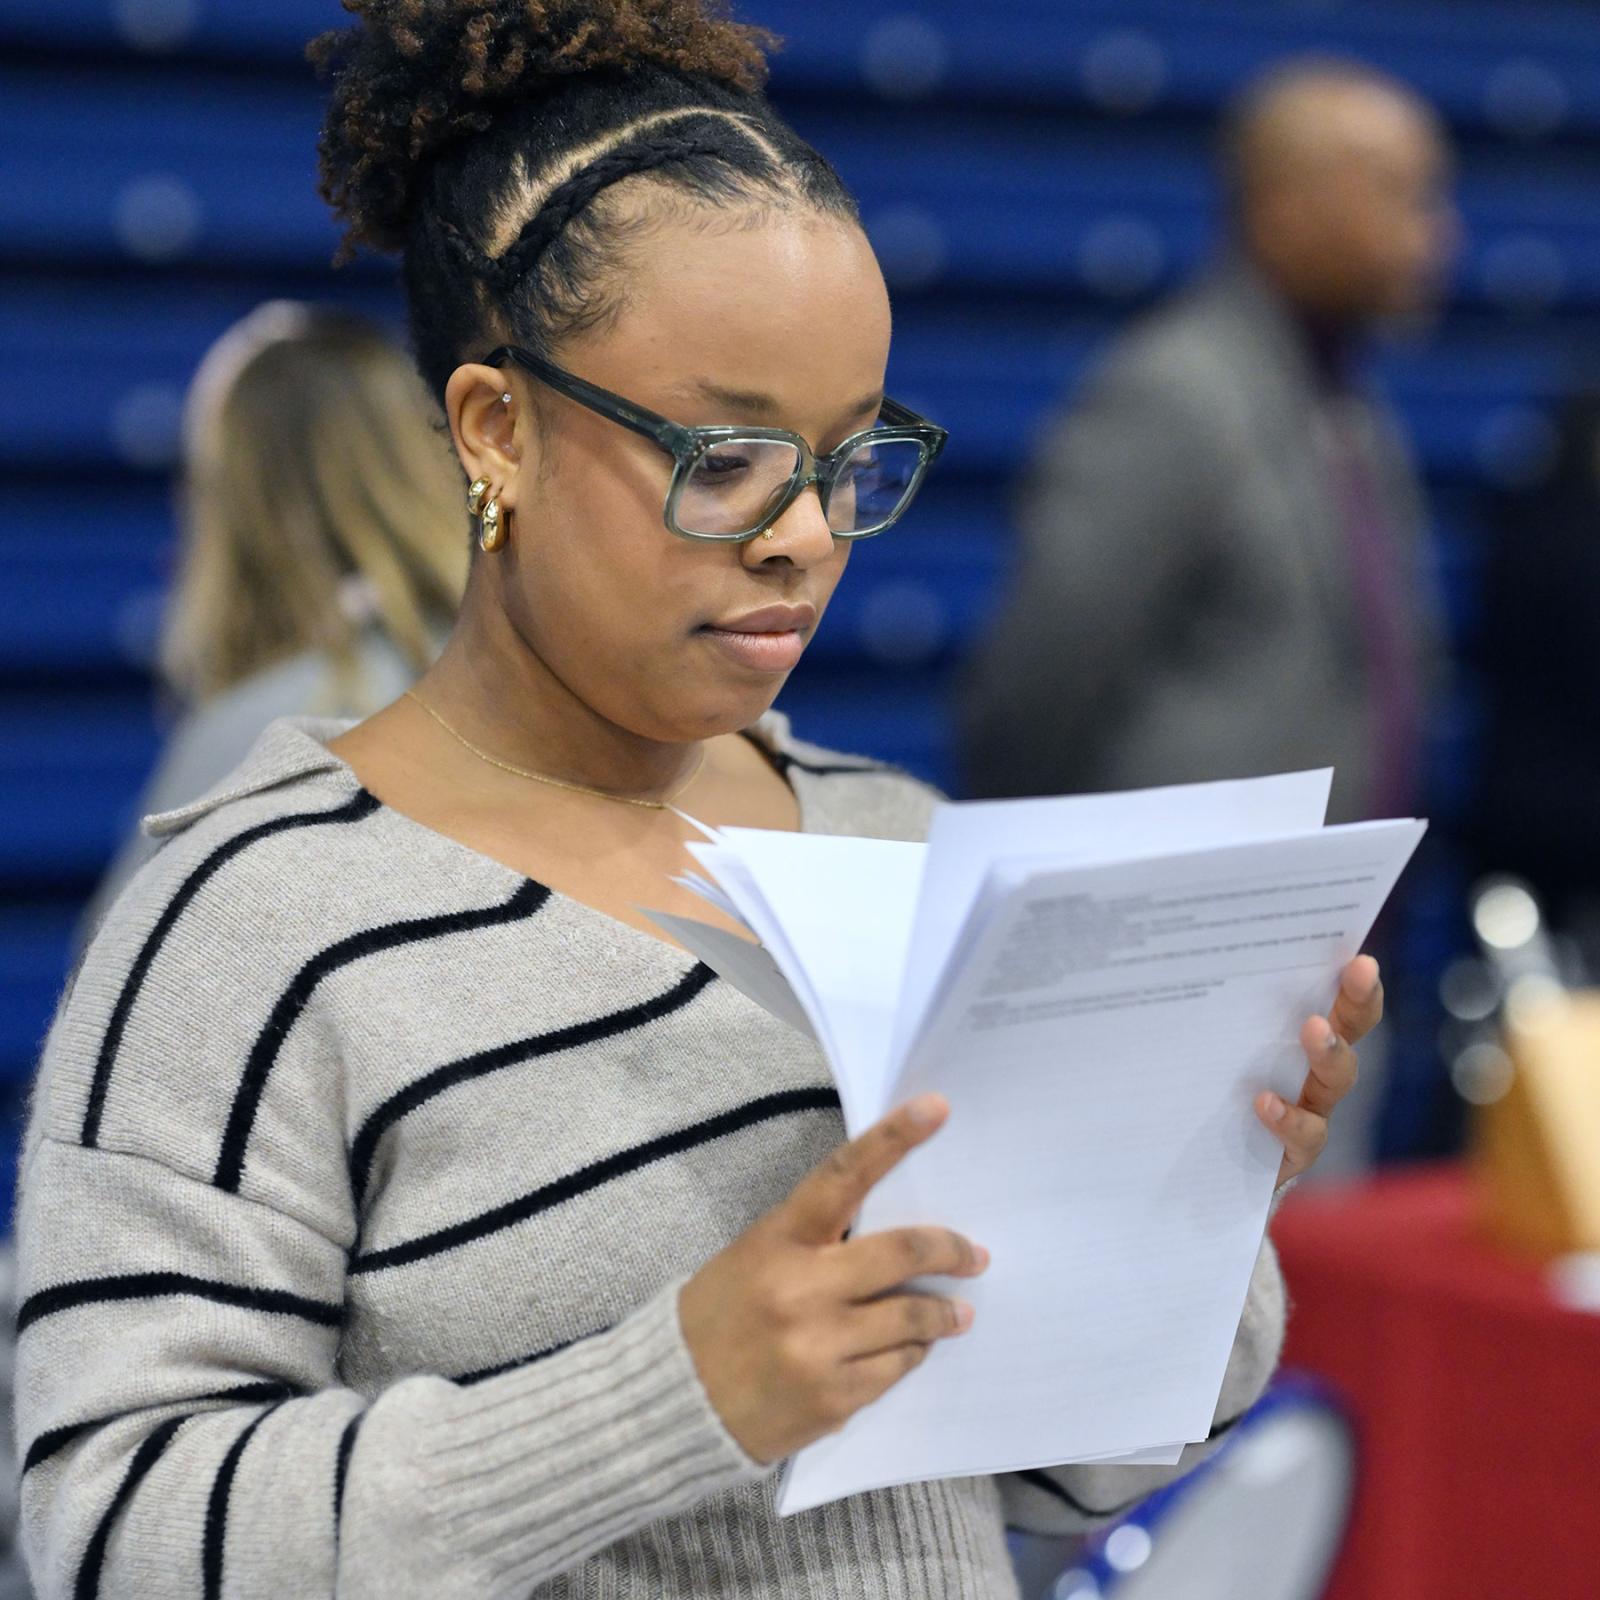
left=678, top=379, right=885, bottom=426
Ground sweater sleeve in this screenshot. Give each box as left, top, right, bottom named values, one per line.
left=997, top=1232, right=1287, bottom=1536
left=14, top=1135, right=762, bottom=1600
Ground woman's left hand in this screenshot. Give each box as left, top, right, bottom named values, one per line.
left=1256, top=955, right=1384, bottom=1188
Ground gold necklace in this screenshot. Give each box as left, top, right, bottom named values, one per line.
left=404, top=690, right=705, bottom=811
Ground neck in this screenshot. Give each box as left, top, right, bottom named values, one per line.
left=418, top=592, right=702, bottom=803
left=1293, top=307, right=1358, bottom=391
left=1237, top=249, right=1364, bottom=390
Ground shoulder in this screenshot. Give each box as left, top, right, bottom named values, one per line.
left=32, top=717, right=539, bottom=1238
left=748, top=711, right=943, bottom=844
left=1099, top=294, right=1243, bottom=412
left=141, top=656, right=349, bottom=812
left=1032, top=279, right=1258, bottom=492
left=141, top=639, right=424, bottom=822
left=32, top=723, right=390, bottom=1172
left=119, top=717, right=390, bottom=956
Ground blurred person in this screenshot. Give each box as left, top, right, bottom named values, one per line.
left=1470, top=388, right=1600, bottom=973
left=85, top=302, right=468, bottom=924
left=959, top=58, right=1456, bottom=826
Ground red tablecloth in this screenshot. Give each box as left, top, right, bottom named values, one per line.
left=1273, top=1164, right=1600, bottom=1600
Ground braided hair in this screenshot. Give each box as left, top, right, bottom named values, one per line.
left=311, top=1, right=861, bottom=405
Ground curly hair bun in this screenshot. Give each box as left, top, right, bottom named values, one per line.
left=312, top=0, right=777, bottom=259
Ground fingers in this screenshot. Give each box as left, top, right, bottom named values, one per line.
left=1255, top=1090, right=1329, bottom=1183
left=1294, top=1015, right=1360, bottom=1119
left=1262, top=958, right=1379, bottom=1185
left=833, top=1225, right=988, bottom=1298
left=845, top=1291, right=973, bottom=1358
left=839, top=1340, right=935, bottom=1416
left=782, top=1095, right=948, bottom=1245
left=1328, top=955, right=1383, bottom=1047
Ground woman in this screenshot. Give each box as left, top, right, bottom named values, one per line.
left=15, top=4, right=1378, bottom=1596
left=85, top=301, right=468, bottom=925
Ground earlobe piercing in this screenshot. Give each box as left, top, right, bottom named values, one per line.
left=478, top=496, right=507, bottom=552
left=501, top=392, right=512, bottom=404
left=467, top=475, right=508, bottom=552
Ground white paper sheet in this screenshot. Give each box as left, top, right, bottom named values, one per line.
left=697, top=830, right=924, bottom=1132
left=779, top=818, right=1424, bottom=1512
left=891, top=770, right=1333, bottom=1072
left=652, top=773, right=1421, bottom=1514
left=640, top=908, right=820, bottom=1042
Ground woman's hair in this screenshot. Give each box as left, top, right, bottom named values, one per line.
left=162, top=301, right=469, bottom=702
left=310, top=1, right=861, bottom=403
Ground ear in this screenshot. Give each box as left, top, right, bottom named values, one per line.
left=445, top=362, right=524, bottom=510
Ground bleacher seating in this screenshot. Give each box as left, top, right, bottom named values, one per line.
left=5, top=0, right=1600, bottom=1180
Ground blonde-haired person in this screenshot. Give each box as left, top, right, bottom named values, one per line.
left=86, top=302, right=467, bottom=925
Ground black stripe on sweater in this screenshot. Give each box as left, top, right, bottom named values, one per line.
left=454, top=1328, right=587, bottom=1387
left=347, top=961, right=718, bottom=1204
left=761, top=746, right=899, bottom=781
left=1012, top=1468, right=1120, bottom=1522
left=202, top=1402, right=285, bottom=1600
left=1209, top=1408, right=1245, bottom=1441
left=1011, top=1407, right=1249, bottom=1522
left=212, top=880, right=550, bottom=1192
left=17, top=1272, right=342, bottom=1336
left=22, top=1381, right=299, bottom=1477
left=333, top=1413, right=363, bottom=1536
left=351, top=1085, right=841, bottom=1275
left=74, top=1412, right=190, bottom=1600
left=81, top=789, right=382, bottom=1148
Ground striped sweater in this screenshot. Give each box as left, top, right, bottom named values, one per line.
left=14, top=713, right=1286, bottom=1599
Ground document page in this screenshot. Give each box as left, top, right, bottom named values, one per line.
left=697, top=829, right=925, bottom=1132
left=780, top=818, right=1425, bottom=1513
left=892, top=770, right=1334, bottom=1071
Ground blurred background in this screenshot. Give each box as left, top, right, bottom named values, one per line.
left=3, top=2, right=1599, bottom=1596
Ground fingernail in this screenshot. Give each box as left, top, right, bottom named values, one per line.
left=953, top=1301, right=975, bottom=1333
left=972, top=1245, right=991, bottom=1272
left=906, top=1095, right=943, bottom=1130
left=1266, top=1094, right=1289, bottom=1123
left=1323, top=1026, right=1341, bottom=1053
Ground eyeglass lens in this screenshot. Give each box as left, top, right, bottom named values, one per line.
left=676, top=436, right=926, bottom=537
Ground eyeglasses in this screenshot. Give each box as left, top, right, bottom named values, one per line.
left=479, top=343, right=948, bottom=543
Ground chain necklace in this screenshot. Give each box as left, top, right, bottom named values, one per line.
left=404, top=690, right=705, bottom=812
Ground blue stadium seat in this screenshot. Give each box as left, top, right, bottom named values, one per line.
left=8, top=1, right=1600, bottom=138
left=0, top=906, right=77, bottom=1087
left=3, top=0, right=1597, bottom=1163
left=8, top=70, right=1600, bottom=318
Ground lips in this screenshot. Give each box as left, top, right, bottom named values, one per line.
left=708, top=604, right=818, bottom=635
left=699, top=602, right=817, bottom=673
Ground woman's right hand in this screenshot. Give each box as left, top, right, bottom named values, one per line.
left=677, top=1093, right=987, bottom=1465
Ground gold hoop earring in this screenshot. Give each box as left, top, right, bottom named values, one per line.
left=478, top=496, right=508, bottom=553
left=466, top=476, right=491, bottom=518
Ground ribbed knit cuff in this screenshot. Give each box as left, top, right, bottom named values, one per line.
left=418, top=1280, right=766, bottom=1598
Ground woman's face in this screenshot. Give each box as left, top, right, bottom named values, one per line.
left=483, top=209, right=893, bottom=744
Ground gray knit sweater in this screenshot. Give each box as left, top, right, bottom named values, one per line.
left=14, top=714, right=1286, bottom=1599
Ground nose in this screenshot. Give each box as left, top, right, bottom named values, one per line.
left=742, top=480, right=837, bottom=571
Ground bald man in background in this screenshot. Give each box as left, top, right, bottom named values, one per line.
left=959, top=60, right=1457, bottom=826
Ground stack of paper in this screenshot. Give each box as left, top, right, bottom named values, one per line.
left=646, top=770, right=1424, bottom=1515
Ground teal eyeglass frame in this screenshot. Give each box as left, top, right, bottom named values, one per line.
left=478, top=343, right=949, bottom=542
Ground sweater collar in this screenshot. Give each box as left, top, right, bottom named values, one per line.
left=143, top=709, right=804, bottom=839
left=143, top=716, right=356, bottom=838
